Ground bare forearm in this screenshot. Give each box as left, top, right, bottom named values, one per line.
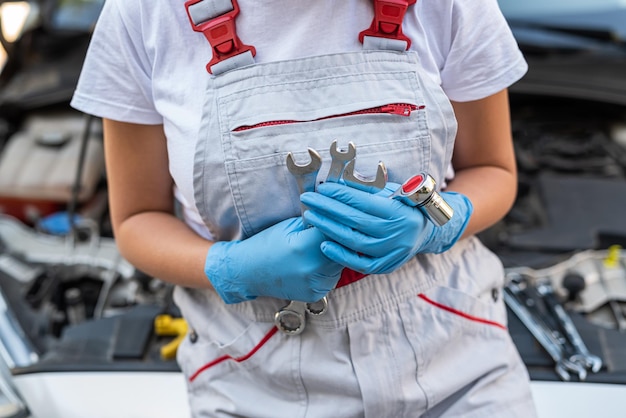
left=446, top=165, right=516, bottom=237
left=114, top=211, right=213, bottom=289
left=102, top=120, right=213, bottom=288
left=449, top=89, right=518, bottom=238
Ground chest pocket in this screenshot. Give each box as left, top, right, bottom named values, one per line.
left=196, top=52, right=444, bottom=239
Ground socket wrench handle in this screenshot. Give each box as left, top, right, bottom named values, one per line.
left=391, top=173, right=453, bottom=226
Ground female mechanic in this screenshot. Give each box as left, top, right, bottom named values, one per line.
left=71, top=0, right=538, bottom=416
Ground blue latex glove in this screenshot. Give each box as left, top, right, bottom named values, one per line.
left=204, top=217, right=343, bottom=304
left=300, top=182, right=473, bottom=275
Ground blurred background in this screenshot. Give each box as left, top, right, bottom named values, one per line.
left=0, top=1, right=625, bottom=417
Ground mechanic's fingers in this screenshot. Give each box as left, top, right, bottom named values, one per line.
left=314, top=182, right=402, bottom=218
left=319, top=241, right=378, bottom=273
left=312, top=268, right=343, bottom=292
left=304, top=210, right=386, bottom=255
left=301, top=191, right=382, bottom=232
left=320, top=241, right=402, bottom=274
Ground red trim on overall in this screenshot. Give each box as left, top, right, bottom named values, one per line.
left=417, top=293, right=507, bottom=330
left=188, top=268, right=366, bottom=382
left=189, top=326, right=279, bottom=382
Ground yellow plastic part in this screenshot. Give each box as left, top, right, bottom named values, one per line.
left=154, top=314, right=188, bottom=360
left=604, top=245, right=622, bottom=269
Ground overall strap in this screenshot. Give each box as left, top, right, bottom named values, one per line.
left=185, top=0, right=255, bottom=75
left=185, top=0, right=416, bottom=75
left=359, top=0, right=417, bottom=51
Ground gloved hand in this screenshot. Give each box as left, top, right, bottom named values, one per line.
left=300, top=182, right=473, bottom=275
left=204, top=217, right=343, bottom=304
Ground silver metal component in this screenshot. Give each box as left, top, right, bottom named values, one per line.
left=0, top=215, right=135, bottom=282
left=274, top=296, right=328, bottom=335
left=0, top=286, right=39, bottom=369
left=536, top=282, right=603, bottom=373
left=306, top=296, right=328, bottom=315
left=286, top=148, right=323, bottom=194
left=342, top=159, right=387, bottom=193
left=64, top=288, right=87, bottom=325
left=0, top=348, right=29, bottom=418
left=504, top=282, right=588, bottom=381
left=283, top=149, right=327, bottom=331
left=391, top=173, right=453, bottom=226
left=274, top=301, right=307, bottom=335
left=326, top=140, right=356, bottom=183
left=286, top=148, right=323, bottom=214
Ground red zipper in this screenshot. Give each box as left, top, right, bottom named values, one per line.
left=233, top=103, right=423, bottom=132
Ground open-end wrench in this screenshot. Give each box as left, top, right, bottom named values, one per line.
left=286, top=148, right=323, bottom=215
left=286, top=148, right=323, bottom=193
left=342, top=159, right=388, bottom=193
left=301, top=139, right=355, bottom=317
left=504, top=281, right=588, bottom=381
left=297, top=140, right=356, bottom=319
left=536, top=281, right=603, bottom=373
left=326, top=140, right=356, bottom=183
left=281, top=148, right=327, bottom=333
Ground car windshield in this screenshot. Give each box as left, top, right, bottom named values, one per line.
left=498, top=0, right=626, bottom=46
left=50, top=0, right=106, bottom=31
left=498, top=0, right=626, bottom=17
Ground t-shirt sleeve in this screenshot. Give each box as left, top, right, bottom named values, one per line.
left=441, top=0, right=527, bottom=102
left=70, top=0, right=162, bottom=124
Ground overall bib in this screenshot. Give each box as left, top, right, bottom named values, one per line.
left=175, top=1, right=537, bottom=416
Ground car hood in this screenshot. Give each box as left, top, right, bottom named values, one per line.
left=505, top=9, right=626, bottom=105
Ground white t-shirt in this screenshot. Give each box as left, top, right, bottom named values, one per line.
left=70, top=0, right=527, bottom=237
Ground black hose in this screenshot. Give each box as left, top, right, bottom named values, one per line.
left=67, top=113, right=94, bottom=239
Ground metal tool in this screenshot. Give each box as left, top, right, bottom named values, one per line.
left=274, top=298, right=329, bottom=335
left=504, top=278, right=588, bottom=381
left=536, top=281, right=603, bottom=373
left=280, top=148, right=327, bottom=335
left=326, top=140, right=356, bottom=183
left=390, top=172, right=453, bottom=226
left=286, top=148, right=323, bottom=207
left=274, top=301, right=306, bottom=335
left=342, top=159, right=387, bottom=193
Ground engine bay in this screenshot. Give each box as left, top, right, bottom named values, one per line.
left=0, top=95, right=626, bottom=383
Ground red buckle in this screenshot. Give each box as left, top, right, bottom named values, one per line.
left=358, top=0, right=417, bottom=49
left=185, top=0, right=256, bottom=73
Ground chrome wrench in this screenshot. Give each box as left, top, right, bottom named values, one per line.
left=326, top=140, right=356, bottom=183
left=286, top=148, right=323, bottom=215
left=342, top=159, right=388, bottom=193
left=289, top=141, right=359, bottom=320
left=504, top=281, right=588, bottom=381
left=279, top=148, right=327, bottom=334
left=295, top=140, right=360, bottom=319
left=274, top=301, right=307, bottom=336
left=536, top=281, right=603, bottom=373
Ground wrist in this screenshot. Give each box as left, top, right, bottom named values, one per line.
left=204, top=241, right=256, bottom=304
left=424, top=192, right=473, bottom=254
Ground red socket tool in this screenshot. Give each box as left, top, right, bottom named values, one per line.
left=391, top=173, right=453, bottom=226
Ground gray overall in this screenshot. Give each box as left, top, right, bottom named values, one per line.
left=174, top=4, right=537, bottom=417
